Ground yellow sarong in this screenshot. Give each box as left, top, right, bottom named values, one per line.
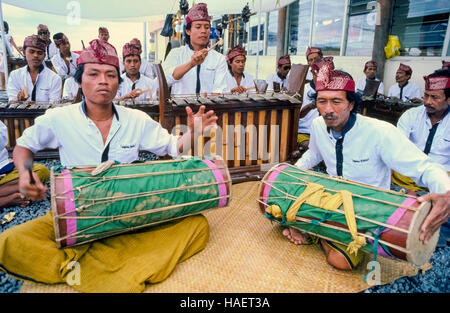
left=0, top=163, right=50, bottom=185
left=297, top=133, right=310, bottom=144
left=0, top=211, right=209, bottom=292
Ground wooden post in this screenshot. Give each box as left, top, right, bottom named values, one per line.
left=276, top=6, right=287, bottom=65
left=371, top=0, right=395, bottom=82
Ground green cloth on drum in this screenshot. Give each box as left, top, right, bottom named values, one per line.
left=265, top=168, right=407, bottom=255
left=61, top=158, right=221, bottom=245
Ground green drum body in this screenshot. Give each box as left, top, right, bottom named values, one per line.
left=51, top=156, right=231, bottom=248
left=258, top=163, right=439, bottom=267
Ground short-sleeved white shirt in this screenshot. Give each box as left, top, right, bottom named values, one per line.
left=51, top=51, right=79, bottom=80
left=7, top=64, right=62, bottom=102
left=225, top=71, right=255, bottom=91
left=16, top=102, right=179, bottom=167
left=388, top=82, right=422, bottom=101
left=62, top=76, right=79, bottom=99
left=295, top=114, right=450, bottom=194
left=162, top=45, right=228, bottom=95
left=116, top=73, right=159, bottom=100
left=397, top=105, right=450, bottom=171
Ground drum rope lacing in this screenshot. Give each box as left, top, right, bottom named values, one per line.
left=266, top=182, right=367, bottom=256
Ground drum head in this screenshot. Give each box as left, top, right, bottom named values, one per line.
left=406, top=201, right=439, bottom=267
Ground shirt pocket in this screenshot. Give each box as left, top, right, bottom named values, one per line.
left=201, top=67, right=216, bottom=90
left=110, top=143, right=139, bottom=163
left=345, top=154, right=375, bottom=180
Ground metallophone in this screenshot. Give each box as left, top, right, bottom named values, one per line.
left=0, top=63, right=310, bottom=183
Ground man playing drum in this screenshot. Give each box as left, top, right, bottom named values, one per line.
left=162, top=3, right=228, bottom=96
left=288, top=57, right=450, bottom=270
left=0, top=39, right=218, bottom=291
left=7, top=35, right=62, bottom=103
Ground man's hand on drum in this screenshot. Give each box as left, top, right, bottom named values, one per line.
left=418, top=191, right=450, bottom=244
left=18, top=169, right=47, bottom=201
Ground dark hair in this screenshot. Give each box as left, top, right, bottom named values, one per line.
left=73, top=63, right=124, bottom=85
left=53, top=32, right=64, bottom=41
left=311, top=70, right=361, bottom=113
left=428, top=69, right=450, bottom=99
left=3, top=21, right=8, bottom=33
left=184, top=22, right=192, bottom=45
left=123, top=54, right=141, bottom=62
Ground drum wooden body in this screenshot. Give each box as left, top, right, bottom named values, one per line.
left=51, top=156, right=231, bottom=248
left=258, top=163, right=439, bottom=267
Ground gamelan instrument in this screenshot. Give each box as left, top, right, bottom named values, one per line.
left=258, top=163, right=439, bottom=267
left=51, top=156, right=231, bottom=248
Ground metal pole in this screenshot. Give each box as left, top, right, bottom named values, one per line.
left=339, top=0, right=350, bottom=56
left=308, top=0, right=315, bottom=47
left=0, top=0, right=9, bottom=84
left=256, top=0, right=262, bottom=80
left=143, top=22, right=147, bottom=61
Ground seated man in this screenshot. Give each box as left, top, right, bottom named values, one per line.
left=288, top=57, right=450, bottom=270
left=297, top=47, right=321, bottom=150
left=116, top=42, right=158, bottom=100
left=355, top=60, right=384, bottom=96
left=0, top=120, right=49, bottom=208
left=7, top=35, right=62, bottom=103
left=62, top=75, right=80, bottom=100
left=266, top=55, right=290, bottom=92
left=0, top=39, right=217, bottom=292
left=98, top=26, right=110, bottom=42
left=388, top=63, right=422, bottom=102
left=36, top=24, right=58, bottom=62
left=130, top=38, right=155, bottom=78
left=395, top=69, right=450, bottom=246
left=162, top=3, right=228, bottom=96
left=51, top=33, right=79, bottom=80
left=225, top=45, right=254, bottom=93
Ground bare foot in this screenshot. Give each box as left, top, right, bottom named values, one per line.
left=0, top=192, right=30, bottom=208
left=282, top=227, right=309, bottom=245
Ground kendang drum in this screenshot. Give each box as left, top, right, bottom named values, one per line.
left=258, top=163, right=439, bottom=267
left=51, top=156, right=231, bottom=248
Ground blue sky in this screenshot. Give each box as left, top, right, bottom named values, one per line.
left=1, top=3, right=147, bottom=55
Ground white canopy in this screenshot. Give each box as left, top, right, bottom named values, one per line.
left=3, top=0, right=296, bottom=21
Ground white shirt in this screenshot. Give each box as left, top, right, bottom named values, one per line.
left=0, top=120, right=9, bottom=170
left=356, top=77, right=384, bottom=95
left=0, top=33, right=13, bottom=57
left=140, top=59, right=155, bottom=78
left=388, top=82, right=422, bottom=101
left=295, top=114, right=450, bottom=194
left=397, top=105, right=450, bottom=171
left=62, top=76, right=79, bottom=99
left=45, top=41, right=59, bottom=61
left=162, top=45, right=228, bottom=95
left=16, top=102, right=179, bottom=167
left=7, top=64, right=62, bottom=102
left=225, top=71, right=255, bottom=91
left=298, top=83, right=319, bottom=134
left=116, top=73, right=159, bottom=100
left=266, top=73, right=289, bottom=91
left=51, top=52, right=79, bottom=80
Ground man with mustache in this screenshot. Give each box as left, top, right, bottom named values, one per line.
left=0, top=39, right=217, bottom=291
left=287, top=57, right=450, bottom=270
left=98, top=27, right=110, bottom=42
left=395, top=69, right=450, bottom=247
left=7, top=35, right=62, bottom=102
left=225, top=45, right=254, bottom=94
left=163, top=3, right=228, bottom=96
left=388, top=63, right=422, bottom=103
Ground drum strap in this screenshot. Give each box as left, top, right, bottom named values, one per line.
left=281, top=182, right=366, bottom=255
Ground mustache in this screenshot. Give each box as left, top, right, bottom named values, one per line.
left=323, top=113, right=337, bottom=120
